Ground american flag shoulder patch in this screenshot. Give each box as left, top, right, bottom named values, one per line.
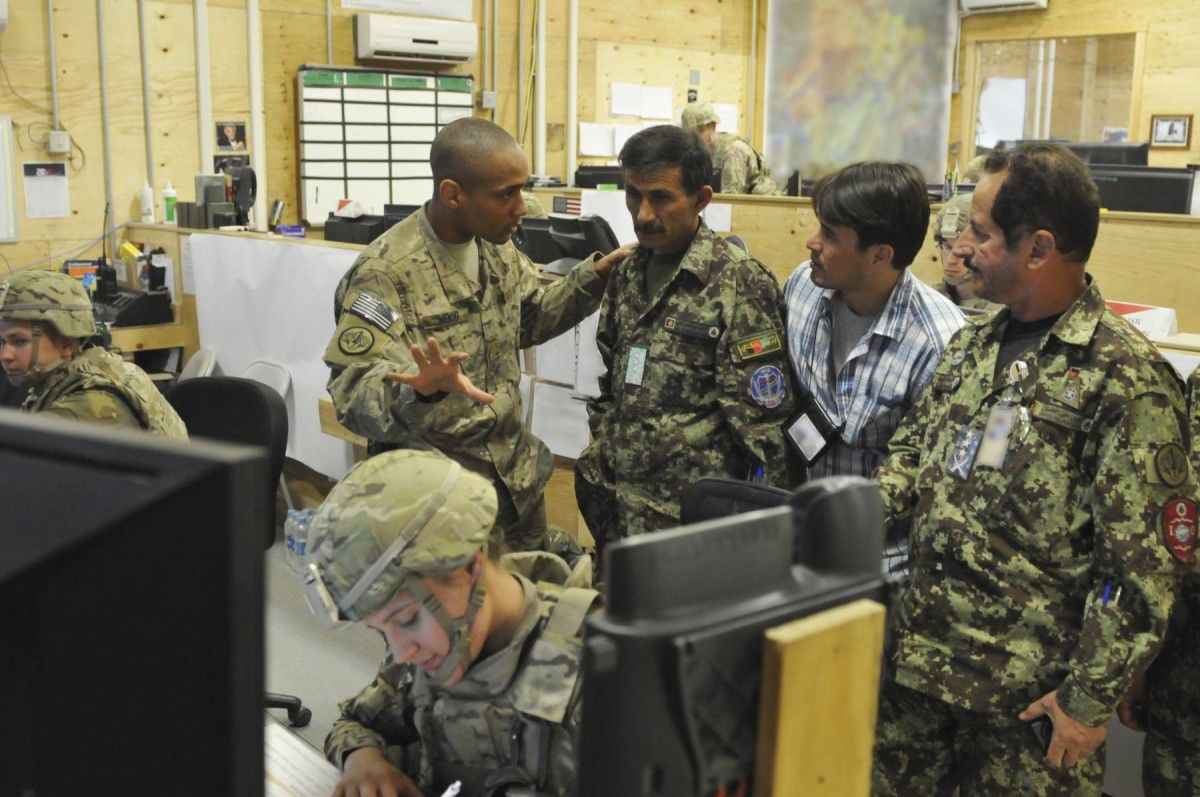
left=348, top=292, right=399, bottom=332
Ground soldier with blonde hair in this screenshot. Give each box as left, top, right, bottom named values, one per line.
left=305, top=449, right=598, bottom=797
left=0, top=270, right=186, bottom=437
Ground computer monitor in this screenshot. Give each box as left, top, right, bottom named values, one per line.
left=995, top=139, right=1149, bottom=166
left=579, top=488, right=884, bottom=796
left=0, top=410, right=267, bottom=796
left=1090, top=164, right=1195, bottom=214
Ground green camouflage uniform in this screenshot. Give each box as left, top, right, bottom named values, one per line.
left=325, top=552, right=598, bottom=797
left=576, top=223, right=794, bottom=548
left=24, top=347, right=187, bottom=438
left=522, top=191, right=548, bottom=219
left=873, top=278, right=1192, bottom=794
left=712, top=132, right=783, bottom=196
left=1142, top=367, right=1200, bottom=796
left=324, top=207, right=606, bottom=551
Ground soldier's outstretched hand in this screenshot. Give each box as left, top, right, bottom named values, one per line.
left=334, top=747, right=426, bottom=797
left=388, top=337, right=495, bottom=405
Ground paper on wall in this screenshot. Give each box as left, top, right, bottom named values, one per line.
left=579, top=123, right=615, bottom=157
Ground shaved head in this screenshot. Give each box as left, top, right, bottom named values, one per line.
left=431, top=118, right=522, bottom=189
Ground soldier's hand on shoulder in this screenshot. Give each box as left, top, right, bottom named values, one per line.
left=388, top=337, right=495, bottom=405
left=592, top=243, right=638, bottom=280
left=1018, top=691, right=1107, bottom=769
left=335, top=747, right=426, bottom=797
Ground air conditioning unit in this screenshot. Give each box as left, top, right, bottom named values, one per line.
left=961, top=0, right=1047, bottom=13
left=355, top=13, right=477, bottom=65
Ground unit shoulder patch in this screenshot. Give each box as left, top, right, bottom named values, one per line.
left=338, top=326, right=376, bottom=356
left=734, top=330, right=782, bottom=361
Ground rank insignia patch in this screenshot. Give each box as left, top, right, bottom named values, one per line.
left=749, top=365, right=786, bottom=408
left=946, top=426, right=983, bottom=480
left=338, top=326, right=375, bottom=355
left=1162, top=497, right=1197, bottom=564
left=1154, top=443, right=1190, bottom=488
left=735, top=331, right=782, bottom=360
left=349, top=292, right=399, bottom=332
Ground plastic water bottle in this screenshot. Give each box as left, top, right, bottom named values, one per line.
left=294, top=509, right=313, bottom=561
left=284, top=509, right=298, bottom=559
left=140, top=180, right=155, bottom=224
left=162, top=180, right=177, bottom=225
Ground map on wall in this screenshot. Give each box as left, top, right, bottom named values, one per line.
left=763, top=0, right=956, bottom=182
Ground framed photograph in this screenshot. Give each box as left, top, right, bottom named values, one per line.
left=1150, top=115, right=1192, bottom=149
left=215, top=121, right=247, bottom=151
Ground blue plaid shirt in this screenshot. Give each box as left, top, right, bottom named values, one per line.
left=784, top=263, right=965, bottom=481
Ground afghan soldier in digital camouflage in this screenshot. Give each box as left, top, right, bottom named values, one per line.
left=324, top=118, right=630, bottom=553
left=576, top=125, right=794, bottom=558
left=681, top=102, right=784, bottom=196
left=873, top=143, right=1194, bottom=795
left=1119, top=366, right=1200, bottom=796
left=0, top=270, right=187, bottom=437
left=305, top=449, right=599, bottom=797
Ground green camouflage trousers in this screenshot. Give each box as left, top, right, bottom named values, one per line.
left=1143, top=721, right=1200, bottom=795
left=872, top=680, right=1104, bottom=797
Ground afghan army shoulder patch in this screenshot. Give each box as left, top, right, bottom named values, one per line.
left=1161, top=497, right=1197, bottom=564
left=348, top=292, right=399, bottom=332
left=735, top=330, right=782, bottom=360
left=338, top=326, right=376, bottom=356
left=1151, top=442, right=1190, bottom=488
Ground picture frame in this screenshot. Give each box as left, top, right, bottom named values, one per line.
left=1150, top=114, right=1192, bottom=149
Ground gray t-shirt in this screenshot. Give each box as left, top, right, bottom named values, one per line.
left=830, top=294, right=878, bottom=376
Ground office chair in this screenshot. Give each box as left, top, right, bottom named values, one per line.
left=724, top=234, right=749, bottom=254
left=513, top=217, right=566, bottom=266
left=679, top=475, right=883, bottom=575
left=177, top=346, right=217, bottom=382
left=545, top=214, right=621, bottom=276
left=240, top=360, right=295, bottom=512
left=165, top=376, right=312, bottom=728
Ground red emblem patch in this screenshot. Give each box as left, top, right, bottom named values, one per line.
left=1161, top=497, right=1198, bottom=564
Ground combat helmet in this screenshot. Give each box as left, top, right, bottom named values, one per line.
left=0, top=270, right=97, bottom=339
left=934, top=191, right=973, bottom=243
left=303, top=449, right=497, bottom=682
left=681, top=102, right=720, bottom=130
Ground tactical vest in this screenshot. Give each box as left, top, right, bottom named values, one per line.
left=26, top=348, right=188, bottom=438
left=411, top=582, right=597, bottom=797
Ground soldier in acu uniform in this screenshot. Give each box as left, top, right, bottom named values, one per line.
left=575, top=124, right=794, bottom=560
left=324, top=117, right=632, bottom=553
left=872, top=143, right=1194, bottom=795
left=305, top=449, right=598, bottom=797
left=930, top=191, right=1001, bottom=316
left=0, top=270, right=186, bottom=438
left=681, top=102, right=784, bottom=196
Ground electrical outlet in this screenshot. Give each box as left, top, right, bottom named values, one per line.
left=47, top=131, right=72, bottom=154
left=479, top=90, right=497, bottom=110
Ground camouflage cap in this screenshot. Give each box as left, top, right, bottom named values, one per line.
left=681, top=102, right=720, bottom=130
left=306, top=449, right=497, bottom=623
left=935, top=191, right=973, bottom=242
left=0, top=270, right=96, bottom=338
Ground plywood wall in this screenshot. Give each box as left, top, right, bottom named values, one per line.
left=2, top=0, right=1198, bottom=270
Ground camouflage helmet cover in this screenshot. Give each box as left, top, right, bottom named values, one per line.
left=0, top=270, right=97, bottom=338
left=681, top=102, right=720, bottom=130
left=934, top=191, right=973, bottom=242
left=306, top=449, right=498, bottom=623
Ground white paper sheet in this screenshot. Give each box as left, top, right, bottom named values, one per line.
left=579, top=190, right=637, bottom=249
left=530, top=379, right=591, bottom=459
left=641, top=86, right=674, bottom=120
left=533, top=326, right=578, bottom=386
left=702, top=203, right=733, bottom=232
left=579, top=123, right=615, bottom=157
left=23, top=162, right=70, bottom=219
left=610, top=82, right=644, bottom=117
left=714, top=103, right=740, bottom=134
left=613, top=124, right=641, bottom=154
left=265, top=722, right=342, bottom=797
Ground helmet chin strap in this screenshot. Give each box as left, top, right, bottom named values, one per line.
left=945, top=273, right=972, bottom=287
left=7, top=325, right=65, bottom=388
left=408, top=565, right=488, bottom=683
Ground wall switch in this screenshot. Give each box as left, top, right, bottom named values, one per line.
left=479, top=90, right=497, bottom=110
left=47, top=131, right=72, bottom=154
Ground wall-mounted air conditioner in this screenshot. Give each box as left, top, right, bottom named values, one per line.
left=961, top=0, right=1048, bottom=13
left=355, top=13, right=477, bottom=65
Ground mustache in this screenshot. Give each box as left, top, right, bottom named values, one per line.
left=634, top=223, right=665, bottom=235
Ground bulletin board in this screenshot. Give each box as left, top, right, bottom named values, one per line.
left=296, top=66, right=474, bottom=228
